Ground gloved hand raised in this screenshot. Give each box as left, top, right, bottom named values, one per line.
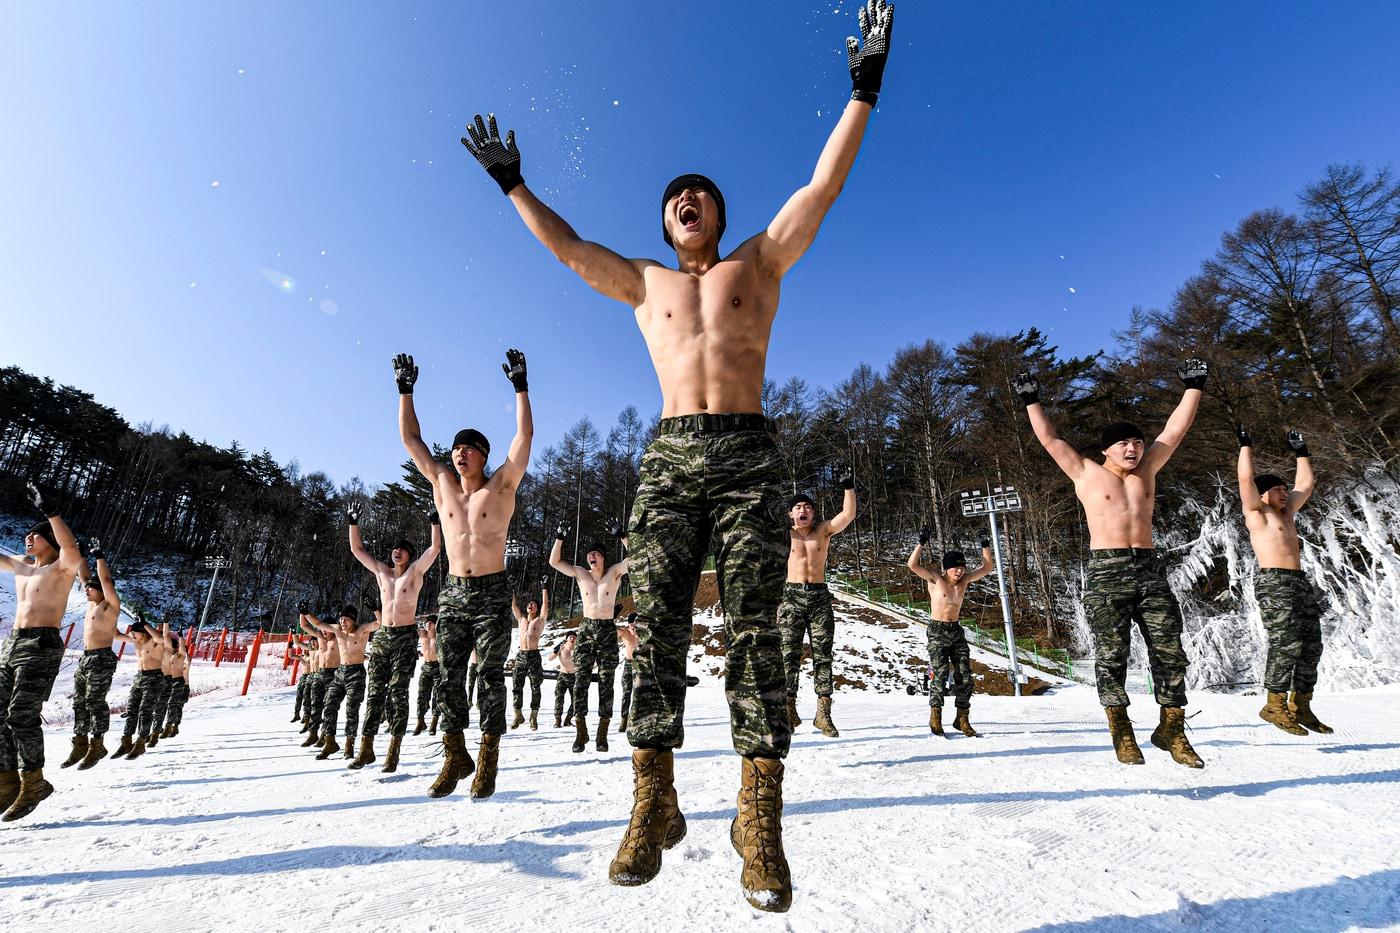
left=1177, top=358, right=1209, bottom=390
left=847, top=0, right=895, bottom=105
left=88, top=537, right=105, bottom=561
left=393, top=353, right=419, bottom=395
left=1011, top=372, right=1040, bottom=406
left=918, top=525, right=931, bottom=546
left=502, top=348, right=528, bottom=392
left=461, top=113, right=524, bottom=196
left=555, top=523, right=571, bottom=541
left=27, top=481, right=55, bottom=517
left=345, top=505, right=360, bottom=526
left=836, top=466, right=855, bottom=491
left=1234, top=423, right=1252, bottom=448
left=427, top=507, right=441, bottom=525
left=1286, top=431, right=1310, bottom=458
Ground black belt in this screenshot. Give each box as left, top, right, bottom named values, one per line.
left=84, top=647, right=116, bottom=656
left=1257, top=567, right=1305, bottom=576
left=384, top=625, right=416, bottom=635
left=1090, top=548, right=1157, bottom=558
left=658, top=413, right=773, bottom=435
left=785, top=582, right=828, bottom=591
left=445, top=570, right=508, bottom=588
left=12, top=627, right=61, bottom=639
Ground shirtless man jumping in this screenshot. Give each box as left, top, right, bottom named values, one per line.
left=160, top=637, right=192, bottom=739
left=113, top=614, right=170, bottom=762
left=459, top=2, right=894, bottom=908
left=301, top=605, right=380, bottom=761
left=907, top=530, right=994, bottom=737
left=298, top=620, right=339, bottom=749
left=414, top=618, right=440, bottom=736
left=548, top=632, right=577, bottom=729
left=1016, top=361, right=1207, bottom=768
left=147, top=632, right=182, bottom=747
left=1236, top=425, right=1331, bottom=735
left=395, top=348, right=533, bottom=799
left=509, top=584, right=549, bottom=731
left=348, top=506, right=442, bottom=771
left=780, top=473, right=856, bottom=738
left=63, top=539, right=122, bottom=770
left=0, top=484, right=84, bottom=820
left=550, top=524, right=628, bottom=754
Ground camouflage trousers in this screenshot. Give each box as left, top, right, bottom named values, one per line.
left=1084, top=549, right=1189, bottom=708
left=305, top=669, right=330, bottom=735
left=620, top=659, right=634, bottom=721
left=294, top=672, right=309, bottom=718
left=778, top=583, right=836, bottom=698
left=574, top=620, right=620, bottom=719
left=1256, top=568, right=1325, bottom=693
left=360, top=629, right=391, bottom=736
left=0, top=628, right=64, bottom=772
left=122, top=668, right=166, bottom=738
left=322, top=663, right=367, bottom=739
left=627, top=414, right=791, bottom=758
left=165, top=680, right=190, bottom=727
left=73, top=648, right=119, bottom=736
left=361, top=627, right=417, bottom=737
left=511, top=650, right=543, bottom=711
left=926, top=621, right=973, bottom=709
left=554, top=672, right=575, bottom=718
left=416, top=660, right=441, bottom=718
left=150, top=675, right=176, bottom=733
left=437, top=572, right=512, bottom=735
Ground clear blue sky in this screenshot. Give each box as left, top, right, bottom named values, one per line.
left=4, top=1, right=1398, bottom=487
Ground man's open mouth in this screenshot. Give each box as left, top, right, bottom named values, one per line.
left=678, top=203, right=700, bottom=229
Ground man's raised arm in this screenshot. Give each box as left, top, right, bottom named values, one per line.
left=907, top=530, right=939, bottom=583
left=494, top=350, right=534, bottom=490
left=460, top=112, right=646, bottom=307
left=1143, top=359, right=1207, bottom=473
left=90, top=538, right=120, bottom=607
left=28, top=483, right=83, bottom=573
left=963, top=537, right=997, bottom=584
left=347, top=506, right=387, bottom=574
left=826, top=468, right=857, bottom=535
left=1286, top=431, right=1315, bottom=511
left=412, top=509, right=444, bottom=577
left=548, top=526, right=577, bottom=578
left=539, top=584, right=550, bottom=623
left=1235, top=425, right=1263, bottom=513
left=758, top=1, right=893, bottom=276
left=1015, top=373, right=1086, bottom=480
left=393, top=354, right=444, bottom=484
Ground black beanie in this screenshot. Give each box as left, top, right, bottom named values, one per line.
left=789, top=493, right=815, bottom=510
left=452, top=428, right=490, bottom=461
left=1100, top=421, right=1145, bottom=450
left=26, top=521, right=59, bottom=552
left=339, top=605, right=359, bottom=624
left=392, top=538, right=416, bottom=558
left=942, top=550, right=967, bottom=570
left=1254, top=473, right=1287, bottom=495
left=662, top=173, right=726, bottom=247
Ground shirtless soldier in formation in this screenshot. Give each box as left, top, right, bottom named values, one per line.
left=147, top=632, right=182, bottom=747
left=510, top=584, right=549, bottom=731
left=113, top=615, right=170, bottom=761
left=1236, top=425, right=1332, bottom=735
left=160, top=637, right=191, bottom=739
left=0, top=483, right=84, bottom=821
left=414, top=618, right=440, bottom=736
left=907, top=531, right=994, bottom=737
left=299, top=623, right=339, bottom=748
left=1016, top=360, right=1207, bottom=768
left=63, top=538, right=122, bottom=769
left=548, top=632, right=577, bottom=728
left=395, top=348, right=533, bottom=799
left=301, top=606, right=380, bottom=761
left=780, top=473, right=856, bottom=737
left=460, top=0, right=894, bottom=907
left=549, top=525, right=628, bottom=753
left=348, top=507, right=442, bottom=771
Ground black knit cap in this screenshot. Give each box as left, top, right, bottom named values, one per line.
left=662, top=173, right=726, bottom=247
left=1100, top=421, right=1145, bottom=450
left=942, top=550, right=968, bottom=570
left=452, top=428, right=490, bottom=461
left=1254, top=473, right=1288, bottom=495
left=789, top=493, right=815, bottom=510
left=26, top=521, right=58, bottom=552
left=392, top=538, right=415, bottom=558
left=339, top=605, right=359, bottom=624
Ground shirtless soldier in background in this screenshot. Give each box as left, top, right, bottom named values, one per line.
left=299, top=622, right=339, bottom=749
left=779, top=472, right=855, bottom=737
left=0, top=483, right=84, bottom=820
left=1236, top=426, right=1331, bottom=735
left=907, top=531, right=994, bottom=737
left=348, top=506, right=442, bottom=771
left=64, top=538, right=122, bottom=769
left=460, top=1, right=894, bottom=908
left=395, top=348, right=533, bottom=799
left=510, top=584, right=549, bottom=731
left=548, top=632, right=577, bottom=728
left=414, top=618, right=440, bottom=736
left=550, top=525, right=628, bottom=753
left=301, top=606, right=380, bottom=761
left=113, top=615, right=170, bottom=761
left=161, top=637, right=192, bottom=739
left=1016, top=360, right=1207, bottom=768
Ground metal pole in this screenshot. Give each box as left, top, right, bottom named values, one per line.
left=988, top=511, right=1023, bottom=697
left=193, top=562, right=222, bottom=649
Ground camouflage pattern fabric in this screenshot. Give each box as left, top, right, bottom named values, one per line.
left=511, top=649, right=544, bottom=711
left=553, top=672, right=575, bottom=719
left=150, top=675, right=176, bottom=734
left=436, top=572, right=512, bottom=735
left=1084, top=549, right=1189, bottom=708
left=305, top=668, right=330, bottom=736
left=122, top=668, right=165, bottom=739
left=293, top=672, right=309, bottom=718
left=778, top=584, right=837, bottom=698
left=0, top=628, right=65, bottom=771
left=380, top=627, right=419, bottom=737
left=925, top=621, right=973, bottom=709
left=72, top=648, right=119, bottom=736
left=416, top=660, right=441, bottom=718
left=573, top=619, right=620, bottom=718
left=167, top=680, right=190, bottom=727
left=1256, top=568, right=1325, bottom=693
left=625, top=414, right=791, bottom=758
left=321, top=663, right=367, bottom=739
left=359, top=628, right=392, bottom=737
left=619, top=659, right=634, bottom=722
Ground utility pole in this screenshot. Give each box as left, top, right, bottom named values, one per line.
left=960, top=486, right=1026, bottom=697
left=194, top=555, right=231, bottom=650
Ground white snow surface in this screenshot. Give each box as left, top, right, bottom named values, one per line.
left=3, top=682, right=1399, bottom=932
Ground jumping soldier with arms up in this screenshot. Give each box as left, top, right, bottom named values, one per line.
left=509, top=583, right=550, bottom=731
left=63, top=538, right=122, bottom=770
left=414, top=618, right=441, bottom=736
left=113, top=614, right=170, bottom=762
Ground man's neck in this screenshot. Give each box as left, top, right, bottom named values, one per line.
left=455, top=472, right=487, bottom=494
left=674, top=246, right=721, bottom=276
left=1102, top=460, right=1136, bottom=480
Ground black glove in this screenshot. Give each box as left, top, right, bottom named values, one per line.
left=1177, top=357, right=1209, bottom=390
left=609, top=521, right=624, bottom=539
left=847, top=0, right=895, bottom=105
left=1234, top=423, right=1252, bottom=448
left=393, top=353, right=419, bottom=394
left=978, top=533, right=992, bottom=550
left=27, top=481, right=55, bottom=517
left=837, top=466, right=855, bottom=491
left=297, top=600, right=309, bottom=615
left=88, top=537, right=105, bottom=561
left=556, top=523, right=570, bottom=541
left=1011, top=372, right=1040, bottom=406
left=1286, top=431, right=1310, bottom=458
left=918, top=525, right=931, bottom=546
left=461, top=113, right=524, bottom=196
left=502, top=348, right=528, bottom=392
left=427, top=507, right=441, bottom=525
left=345, top=505, right=360, bottom=526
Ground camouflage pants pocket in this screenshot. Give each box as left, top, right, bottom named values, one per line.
left=0, top=630, right=64, bottom=771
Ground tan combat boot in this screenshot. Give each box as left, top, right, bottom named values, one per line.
left=1259, top=691, right=1307, bottom=735
left=1105, top=706, right=1145, bottom=764
left=382, top=736, right=402, bottom=773
left=413, top=715, right=427, bottom=736
left=953, top=707, right=980, bottom=738
left=125, top=736, right=148, bottom=760
left=0, top=770, right=18, bottom=812
left=61, top=735, right=89, bottom=769
left=79, top=736, right=107, bottom=770
left=554, top=713, right=563, bottom=729
left=596, top=717, right=611, bottom=753
left=1151, top=706, right=1204, bottom=769
left=730, top=756, right=792, bottom=913
left=2, top=769, right=54, bottom=822
left=785, top=696, right=801, bottom=730
left=813, top=697, right=840, bottom=738
left=315, top=734, right=340, bottom=760
left=429, top=712, right=439, bottom=735
left=427, top=732, right=474, bottom=798
left=147, top=731, right=159, bottom=748
left=110, top=736, right=134, bottom=759
left=348, top=736, right=376, bottom=771
left=530, top=709, right=539, bottom=731
left=608, top=749, right=687, bottom=886
left=572, top=715, right=589, bottom=754
left=343, top=735, right=355, bottom=759
left=511, top=708, right=525, bottom=730
left=167, top=725, right=179, bottom=738
left=470, top=734, right=500, bottom=799
left=1290, top=692, right=1333, bottom=734
left=300, top=730, right=320, bottom=748
left=929, top=706, right=945, bottom=736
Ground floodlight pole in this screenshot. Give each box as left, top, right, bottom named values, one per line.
left=960, top=487, right=1027, bottom=697
left=194, top=556, right=231, bottom=649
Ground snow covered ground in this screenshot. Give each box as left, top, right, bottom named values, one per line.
left=3, top=681, right=1398, bottom=932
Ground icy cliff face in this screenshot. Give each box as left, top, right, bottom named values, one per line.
left=1062, top=473, right=1400, bottom=694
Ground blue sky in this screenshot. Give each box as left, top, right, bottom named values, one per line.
left=4, top=1, right=1399, bottom=486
